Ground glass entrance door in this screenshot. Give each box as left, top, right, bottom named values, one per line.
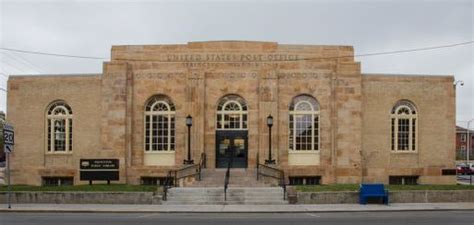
left=216, top=131, right=248, bottom=168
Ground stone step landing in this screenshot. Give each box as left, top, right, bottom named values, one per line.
left=164, top=187, right=287, bottom=205
left=186, top=168, right=276, bottom=187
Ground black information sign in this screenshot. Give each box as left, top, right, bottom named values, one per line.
left=80, top=159, right=119, bottom=181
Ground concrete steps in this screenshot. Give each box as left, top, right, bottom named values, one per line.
left=187, top=168, right=275, bottom=187
left=163, top=168, right=286, bottom=204
left=163, top=187, right=287, bottom=205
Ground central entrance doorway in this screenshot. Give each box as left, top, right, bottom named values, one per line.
left=215, top=94, right=249, bottom=168
left=216, top=130, right=248, bottom=168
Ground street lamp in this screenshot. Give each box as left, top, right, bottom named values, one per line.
left=265, top=115, right=275, bottom=165
left=453, top=80, right=464, bottom=87
left=184, top=115, right=194, bottom=165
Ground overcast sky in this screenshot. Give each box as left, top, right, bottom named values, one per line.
left=0, top=0, right=472, bottom=125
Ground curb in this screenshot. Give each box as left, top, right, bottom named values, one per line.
left=1, top=208, right=474, bottom=213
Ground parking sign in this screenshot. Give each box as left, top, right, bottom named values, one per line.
left=3, top=123, right=14, bottom=153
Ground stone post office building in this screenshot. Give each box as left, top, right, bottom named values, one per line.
left=7, top=41, right=456, bottom=186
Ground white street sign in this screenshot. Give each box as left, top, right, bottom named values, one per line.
left=4, top=145, right=13, bottom=153
left=3, top=123, right=14, bottom=153
left=2, top=122, right=13, bottom=209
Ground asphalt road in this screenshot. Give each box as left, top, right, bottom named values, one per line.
left=0, top=211, right=473, bottom=225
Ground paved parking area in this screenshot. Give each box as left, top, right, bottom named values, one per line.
left=457, top=175, right=474, bottom=185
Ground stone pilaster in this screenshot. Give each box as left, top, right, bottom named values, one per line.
left=101, top=62, right=130, bottom=183
left=186, top=70, right=206, bottom=165
left=334, top=61, right=363, bottom=183
left=258, top=69, right=279, bottom=167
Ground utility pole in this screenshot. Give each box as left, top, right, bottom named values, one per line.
left=467, top=119, right=474, bottom=185
left=467, top=119, right=474, bottom=164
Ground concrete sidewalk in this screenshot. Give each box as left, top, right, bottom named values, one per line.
left=0, top=203, right=473, bottom=213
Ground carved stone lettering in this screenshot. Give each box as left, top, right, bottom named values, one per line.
left=164, top=54, right=299, bottom=62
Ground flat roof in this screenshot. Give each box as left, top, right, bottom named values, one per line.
left=8, top=73, right=101, bottom=79
left=362, top=73, right=453, bottom=79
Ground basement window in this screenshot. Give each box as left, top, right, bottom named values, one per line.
left=389, top=176, right=419, bottom=185
left=140, top=177, right=172, bottom=186
left=289, top=176, right=321, bottom=185
left=42, top=177, right=74, bottom=186
left=442, top=169, right=456, bottom=176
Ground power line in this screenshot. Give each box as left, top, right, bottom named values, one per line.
left=350, top=40, right=474, bottom=59
left=1, top=53, right=40, bottom=74
left=114, top=40, right=474, bottom=62
left=0, top=59, right=29, bottom=74
left=0, top=47, right=107, bottom=60
left=0, top=40, right=472, bottom=62
left=0, top=68, right=9, bottom=76
left=10, top=52, right=46, bottom=72
left=1, top=52, right=45, bottom=73
left=0, top=72, right=8, bottom=92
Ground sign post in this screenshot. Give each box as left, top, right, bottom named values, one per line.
left=3, top=123, right=14, bottom=209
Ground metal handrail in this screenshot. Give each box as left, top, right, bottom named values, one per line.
left=162, top=170, right=173, bottom=201
left=256, top=153, right=287, bottom=200
left=224, top=150, right=233, bottom=201
left=256, top=152, right=260, bottom=180
left=162, top=152, right=206, bottom=201
left=200, top=152, right=206, bottom=169
left=174, top=152, right=206, bottom=183
left=197, top=152, right=206, bottom=181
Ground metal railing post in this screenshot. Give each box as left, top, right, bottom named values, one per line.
left=256, top=164, right=259, bottom=181
left=256, top=152, right=260, bottom=181
left=281, top=171, right=286, bottom=200
left=174, top=171, right=178, bottom=187
left=224, top=150, right=233, bottom=202
left=198, top=167, right=201, bottom=181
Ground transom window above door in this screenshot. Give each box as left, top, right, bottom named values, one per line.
left=216, top=95, right=248, bottom=130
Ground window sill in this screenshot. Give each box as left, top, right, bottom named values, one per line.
left=390, top=150, right=418, bottom=154
left=289, top=150, right=320, bottom=154
left=215, top=128, right=248, bottom=131
left=45, top=152, right=73, bottom=155
left=144, top=151, right=176, bottom=154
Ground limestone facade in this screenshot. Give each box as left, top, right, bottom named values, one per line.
left=6, top=41, right=456, bottom=185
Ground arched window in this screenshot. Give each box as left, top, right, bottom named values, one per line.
left=391, top=100, right=417, bottom=152
left=144, top=95, right=175, bottom=151
left=46, top=101, right=73, bottom=152
left=216, top=95, right=248, bottom=130
left=289, top=95, right=320, bottom=151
